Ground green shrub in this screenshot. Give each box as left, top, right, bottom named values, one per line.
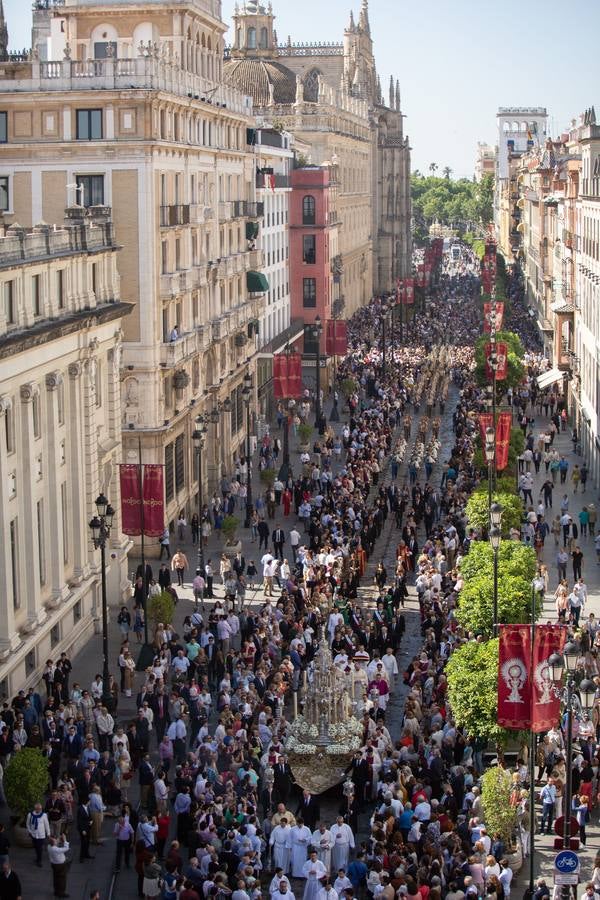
left=222, top=515, right=240, bottom=544
left=148, top=590, right=176, bottom=627
left=481, top=767, right=518, bottom=846
left=466, top=486, right=523, bottom=536
left=4, top=748, right=49, bottom=821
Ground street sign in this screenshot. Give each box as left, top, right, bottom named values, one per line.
left=554, top=815, right=579, bottom=837
left=554, top=850, right=579, bottom=874
left=554, top=874, right=579, bottom=886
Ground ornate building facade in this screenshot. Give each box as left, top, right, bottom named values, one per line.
left=223, top=0, right=411, bottom=320
left=0, top=210, right=131, bottom=695
left=0, top=0, right=270, bottom=534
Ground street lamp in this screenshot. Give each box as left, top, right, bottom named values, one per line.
left=549, top=642, right=596, bottom=880
left=278, top=345, right=297, bottom=483
left=192, top=414, right=207, bottom=575
left=489, top=502, right=502, bottom=634
left=210, top=397, right=232, bottom=485
left=484, top=426, right=495, bottom=517
left=312, top=315, right=324, bottom=432
left=88, top=493, right=116, bottom=711
left=242, top=374, right=254, bottom=528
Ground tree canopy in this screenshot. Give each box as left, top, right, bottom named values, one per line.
left=411, top=173, right=494, bottom=229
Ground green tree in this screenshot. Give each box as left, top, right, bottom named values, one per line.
left=4, top=748, right=50, bottom=821
left=465, top=486, right=523, bottom=536
left=481, top=767, right=518, bottom=845
left=460, top=540, right=537, bottom=584
left=148, top=590, right=176, bottom=627
left=446, top=638, right=511, bottom=744
left=443, top=166, right=453, bottom=180
left=455, top=571, right=541, bottom=637
left=429, top=162, right=438, bottom=176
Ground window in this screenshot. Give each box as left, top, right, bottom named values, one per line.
left=4, top=403, right=14, bottom=453
left=247, top=27, right=256, bottom=48
left=32, top=274, right=41, bottom=317
left=91, top=263, right=97, bottom=297
left=50, top=624, right=60, bottom=648
left=32, top=393, right=41, bottom=439
left=95, top=360, right=102, bottom=408
left=4, top=280, right=14, bottom=323
left=73, top=600, right=82, bottom=624
left=76, top=108, right=103, bottom=140
left=9, top=518, right=19, bottom=610
left=0, top=112, right=7, bottom=143
left=57, top=269, right=65, bottom=309
left=76, top=175, right=104, bottom=207
left=37, top=500, right=45, bottom=586
left=303, top=277, right=316, bottom=308
left=303, top=235, right=316, bottom=264
left=57, top=380, right=64, bottom=426
left=302, top=195, right=315, bottom=225
left=303, top=68, right=321, bottom=102
left=0, top=177, right=9, bottom=213
left=165, top=442, right=174, bottom=502
left=161, top=240, right=168, bottom=275
left=93, top=41, right=116, bottom=59
left=175, top=433, right=185, bottom=493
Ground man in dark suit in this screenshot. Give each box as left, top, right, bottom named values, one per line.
left=77, top=801, right=94, bottom=861
left=273, top=756, right=293, bottom=804
left=150, top=689, right=170, bottom=744
left=0, top=862, right=21, bottom=900
left=296, top=789, right=320, bottom=831
left=232, top=552, right=246, bottom=578
left=272, top=525, right=286, bottom=561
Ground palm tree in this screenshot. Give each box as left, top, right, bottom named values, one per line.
left=443, top=166, right=453, bottom=180
left=429, top=162, right=438, bottom=176
left=412, top=169, right=423, bottom=178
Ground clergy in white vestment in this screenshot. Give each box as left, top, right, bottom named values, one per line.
left=330, top=817, right=355, bottom=872
left=269, top=872, right=291, bottom=895
left=272, top=882, right=293, bottom=900
left=381, top=648, right=399, bottom=685
left=333, top=873, right=352, bottom=895
left=317, top=886, right=339, bottom=900
left=302, top=852, right=327, bottom=900
left=311, top=824, right=334, bottom=873
left=270, top=820, right=292, bottom=873
left=290, top=820, right=312, bottom=878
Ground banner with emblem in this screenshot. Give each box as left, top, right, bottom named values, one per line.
left=531, top=625, right=567, bottom=733
left=142, top=464, right=165, bottom=537
left=326, top=320, right=348, bottom=357
left=119, top=464, right=142, bottom=536
left=485, top=341, right=508, bottom=381
left=404, top=278, right=415, bottom=305
left=478, top=413, right=494, bottom=449
left=273, top=353, right=288, bottom=399
left=495, top=411, right=512, bottom=471
left=498, top=625, right=532, bottom=729
left=483, top=302, right=505, bottom=333
left=286, top=352, right=302, bottom=398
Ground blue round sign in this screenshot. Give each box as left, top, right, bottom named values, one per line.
left=555, top=850, right=579, bottom=872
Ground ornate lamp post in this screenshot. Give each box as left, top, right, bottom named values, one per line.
left=242, top=373, right=254, bottom=528
left=88, top=493, right=116, bottom=711
left=484, top=425, right=495, bottom=517
left=548, top=642, right=596, bottom=887
left=312, top=315, right=323, bottom=432
left=210, top=397, right=232, bottom=487
left=192, top=414, right=207, bottom=574
left=489, top=501, right=502, bottom=634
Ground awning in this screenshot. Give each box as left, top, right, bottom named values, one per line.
left=537, top=368, right=564, bottom=389
left=247, top=270, right=269, bottom=293
left=246, top=221, right=259, bottom=240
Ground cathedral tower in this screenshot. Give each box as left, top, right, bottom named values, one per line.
left=231, top=0, right=277, bottom=58
left=0, top=1, right=9, bottom=62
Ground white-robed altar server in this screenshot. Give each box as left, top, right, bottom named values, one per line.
left=330, top=816, right=355, bottom=872
left=270, top=818, right=292, bottom=873
left=302, top=852, right=327, bottom=900
left=312, top=823, right=334, bottom=873
left=290, top=819, right=312, bottom=878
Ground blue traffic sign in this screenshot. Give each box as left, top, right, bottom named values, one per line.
left=554, top=850, right=580, bottom=873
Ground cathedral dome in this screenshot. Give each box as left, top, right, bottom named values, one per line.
left=223, top=58, right=296, bottom=106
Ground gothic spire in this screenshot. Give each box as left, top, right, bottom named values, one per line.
left=389, top=75, right=394, bottom=110
left=358, top=0, right=370, bottom=35
left=0, top=1, right=8, bottom=63
left=346, top=9, right=355, bottom=32
left=395, top=79, right=401, bottom=112
left=376, top=74, right=382, bottom=105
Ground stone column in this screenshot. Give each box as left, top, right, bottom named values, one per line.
left=0, top=397, right=19, bottom=652
left=67, top=361, right=89, bottom=581
left=45, top=372, right=68, bottom=603
left=19, top=382, right=45, bottom=628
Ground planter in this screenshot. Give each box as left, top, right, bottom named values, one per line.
left=223, top=540, right=242, bottom=558
left=12, top=823, right=32, bottom=848
left=507, top=845, right=522, bottom=874
left=298, top=443, right=310, bottom=453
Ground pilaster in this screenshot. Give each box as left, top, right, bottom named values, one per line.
left=44, top=372, right=69, bottom=603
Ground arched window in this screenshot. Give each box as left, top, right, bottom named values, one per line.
left=503, top=122, right=510, bottom=132
left=302, top=195, right=316, bottom=225
left=303, top=68, right=321, bottom=102
left=247, top=27, right=256, bottom=49
left=259, top=27, right=268, bottom=49
left=236, top=28, right=242, bottom=47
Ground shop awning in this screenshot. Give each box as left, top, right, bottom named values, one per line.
left=247, top=270, right=269, bottom=293
left=246, top=221, right=259, bottom=240
left=537, top=368, right=564, bottom=389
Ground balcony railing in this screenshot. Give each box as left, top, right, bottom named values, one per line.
left=159, top=330, right=200, bottom=367
left=256, top=173, right=291, bottom=190
left=160, top=204, right=190, bottom=227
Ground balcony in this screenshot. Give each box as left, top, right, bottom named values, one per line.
left=256, top=173, right=291, bottom=190
left=189, top=204, right=214, bottom=225
left=160, top=204, right=190, bottom=227
left=247, top=248, right=265, bottom=269
left=159, top=330, right=199, bottom=367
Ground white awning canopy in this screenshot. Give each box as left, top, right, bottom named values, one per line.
left=537, top=368, right=564, bottom=390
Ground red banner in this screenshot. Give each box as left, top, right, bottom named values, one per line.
left=485, top=341, right=508, bottom=381
left=495, top=412, right=512, bottom=471
left=484, top=302, right=505, bottom=333
left=326, top=320, right=348, bottom=356
left=478, top=413, right=494, bottom=449
left=119, top=464, right=142, bottom=536
left=498, top=624, right=567, bottom=731
left=396, top=278, right=404, bottom=305
left=286, top=353, right=302, bottom=398
left=273, top=354, right=287, bottom=399
left=417, top=265, right=426, bottom=288
left=532, top=625, right=566, bottom=733
left=404, top=278, right=414, bottom=305
left=498, top=625, right=532, bottom=729
left=142, top=464, right=165, bottom=538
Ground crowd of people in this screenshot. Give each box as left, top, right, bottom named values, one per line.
left=0, top=243, right=591, bottom=900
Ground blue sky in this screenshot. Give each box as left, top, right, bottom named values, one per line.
left=5, top=0, right=600, bottom=179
